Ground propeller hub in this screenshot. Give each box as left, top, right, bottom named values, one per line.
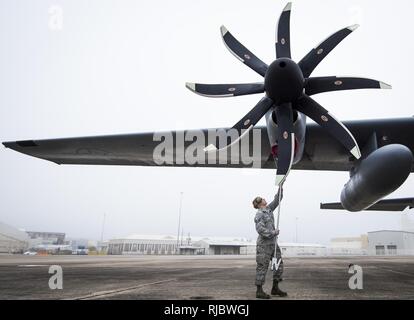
left=264, top=58, right=304, bottom=103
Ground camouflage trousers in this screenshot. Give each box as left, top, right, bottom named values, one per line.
left=255, top=244, right=283, bottom=286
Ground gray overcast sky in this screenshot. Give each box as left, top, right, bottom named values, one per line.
left=0, top=0, right=413, bottom=244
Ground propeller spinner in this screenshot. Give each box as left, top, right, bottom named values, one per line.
left=186, top=2, right=391, bottom=185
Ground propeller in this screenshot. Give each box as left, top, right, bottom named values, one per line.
left=186, top=2, right=391, bottom=185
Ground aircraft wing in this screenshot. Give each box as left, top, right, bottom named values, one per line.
left=321, top=198, right=414, bottom=211
left=3, top=117, right=414, bottom=171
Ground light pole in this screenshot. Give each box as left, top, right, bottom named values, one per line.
left=101, top=213, right=106, bottom=243
left=176, top=192, right=184, bottom=254
left=181, top=229, right=184, bottom=246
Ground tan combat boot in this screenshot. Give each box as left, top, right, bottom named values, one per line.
left=256, top=285, right=271, bottom=299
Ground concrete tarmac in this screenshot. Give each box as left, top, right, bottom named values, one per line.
left=0, top=255, right=413, bottom=300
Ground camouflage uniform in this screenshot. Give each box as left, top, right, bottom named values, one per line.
left=254, top=192, right=283, bottom=286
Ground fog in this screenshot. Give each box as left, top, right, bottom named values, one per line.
left=0, top=0, right=413, bottom=244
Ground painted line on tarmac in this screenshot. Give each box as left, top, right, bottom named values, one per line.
left=17, top=265, right=48, bottom=267
left=373, top=266, right=414, bottom=277
left=284, top=266, right=377, bottom=269
left=66, top=278, right=177, bottom=300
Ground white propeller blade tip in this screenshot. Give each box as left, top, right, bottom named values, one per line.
left=347, top=24, right=360, bottom=32
left=351, top=146, right=361, bottom=159
left=204, top=144, right=218, bottom=153
left=185, top=82, right=196, bottom=92
left=220, top=25, right=228, bottom=37
left=283, top=2, right=292, bottom=12
left=275, top=175, right=285, bottom=186
left=283, top=2, right=292, bottom=11
left=380, top=82, right=392, bottom=89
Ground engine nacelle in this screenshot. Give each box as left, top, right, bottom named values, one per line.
left=265, top=109, right=306, bottom=165
left=340, top=144, right=413, bottom=212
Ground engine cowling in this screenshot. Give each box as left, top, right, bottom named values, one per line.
left=265, top=108, right=306, bottom=165
left=340, top=144, right=413, bottom=212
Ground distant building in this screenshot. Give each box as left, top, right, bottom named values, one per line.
left=368, top=230, right=414, bottom=256
left=96, top=241, right=109, bottom=253
left=280, top=243, right=327, bottom=257
left=107, top=234, right=327, bottom=256
left=107, top=235, right=255, bottom=255
left=27, top=231, right=65, bottom=245
left=178, top=246, right=206, bottom=255
left=0, top=222, right=29, bottom=254
left=329, top=235, right=368, bottom=255
left=108, top=235, right=179, bottom=255
left=66, top=238, right=90, bottom=251
left=34, top=244, right=73, bottom=255
left=194, top=238, right=255, bottom=255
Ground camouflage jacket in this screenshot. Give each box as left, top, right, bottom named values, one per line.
left=254, top=191, right=282, bottom=246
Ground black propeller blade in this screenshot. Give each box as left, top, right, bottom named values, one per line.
left=274, top=104, right=295, bottom=185
left=185, top=82, right=265, bottom=98
left=186, top=2, right=391, bottom=184
left=220, top=26, right=268, bottom=77
left=295, top=95, right=361, bottom=159
left=204, top=97, right=274, bottom=152
left=298, top=25, right=359, bottom=78
left=305, top=77, right=392, bottom=96
left=276, top=2, right=292, bottom=59
left=233, top=97, right=274, bottom=131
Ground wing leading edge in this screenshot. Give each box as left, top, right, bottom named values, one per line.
left=3, top=117, right=414, bottom=171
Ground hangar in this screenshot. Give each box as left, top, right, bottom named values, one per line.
left=329, top=235, right=369, bottom=255
left=107, top=235, right=256, bottom=255
left=107, top=234, right=328, bottom=256
left=108, top=235, right=179, bottom=255
left=368, top=230, right=414, bottom=255
left=193, top=239, right=254, bottom=255
left=0, top=222, right=29, bottom=254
